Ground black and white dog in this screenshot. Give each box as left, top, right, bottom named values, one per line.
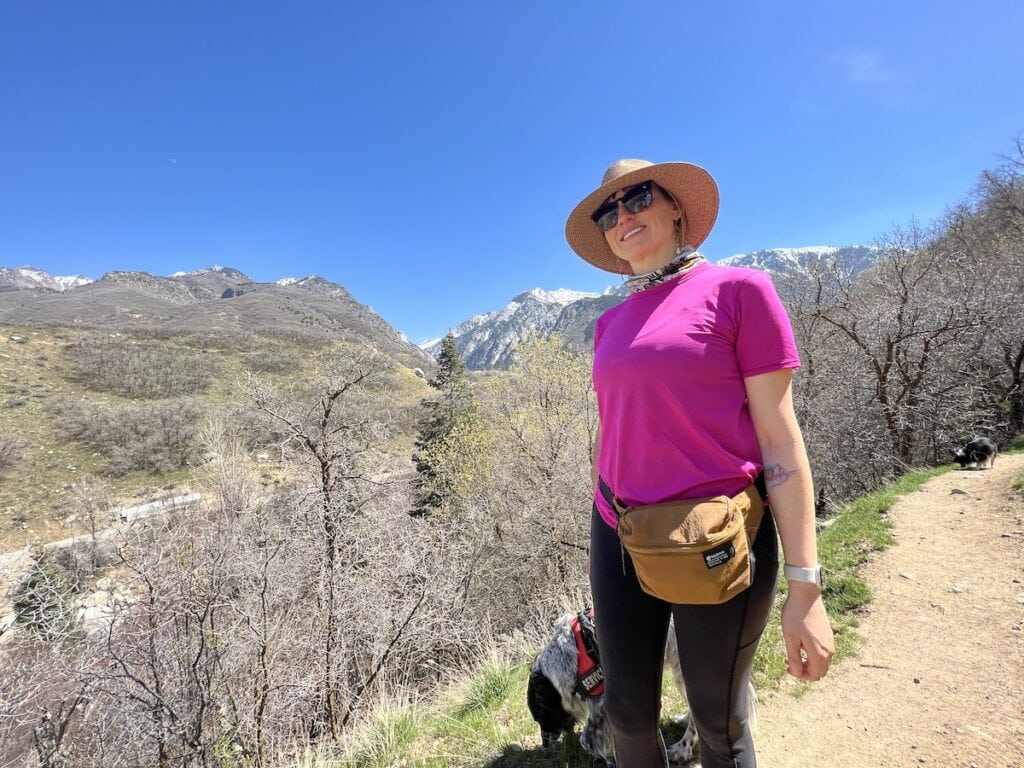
left=953, top=437, right=998, bottom=469
left=527, top=609, right=757, bottom=766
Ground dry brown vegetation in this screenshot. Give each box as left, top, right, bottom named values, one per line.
left=0, top=434, right=26, bottom=477
left=0, top=336, right=599, bottom=767
left=65, top=338, right=222, bottom=399
left=241, top=345, right=304, bottom=374
left=49, top=397, right=206, bottom=476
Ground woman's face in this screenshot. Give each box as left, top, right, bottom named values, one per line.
left=601, top=183, right=683, bottom=274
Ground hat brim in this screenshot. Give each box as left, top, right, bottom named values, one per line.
left=565, top=162, right=719, bottom=274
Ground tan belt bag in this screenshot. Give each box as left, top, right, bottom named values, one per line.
left=600, top=479, right=766, bottom=605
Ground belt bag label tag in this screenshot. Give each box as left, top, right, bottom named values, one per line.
left=703, top=542, right=736, bottom=569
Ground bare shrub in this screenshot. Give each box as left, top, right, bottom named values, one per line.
left=65, top=337, right=222, bottom=398
left=244, top=350, right=424, bottom=739
left=49, top=397, right=205, bottom=474
left=179, top=331, right=274, bottom=353
left=0, top=640, right=89, bottom=768
left=12, top=551, right=83, bottom=644
left=244, top=345, right=304, bottom=374
left=0, top=433, right=27, bottom=476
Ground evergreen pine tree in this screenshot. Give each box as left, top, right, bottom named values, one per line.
left=412, top=333, right=473, bottom=516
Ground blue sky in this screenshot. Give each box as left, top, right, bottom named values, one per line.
left=2, top=2, right=1022, bottom=344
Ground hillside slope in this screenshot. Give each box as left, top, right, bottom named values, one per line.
left=0, top=267, right=430, bottom=368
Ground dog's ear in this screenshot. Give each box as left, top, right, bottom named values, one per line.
left=527, top=670, right=575, bottom=741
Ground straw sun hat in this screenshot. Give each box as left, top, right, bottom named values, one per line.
left=565, top=158, right=719, bottom=274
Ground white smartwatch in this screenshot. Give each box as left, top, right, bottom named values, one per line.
left=783, top=564, right=824, bottom=590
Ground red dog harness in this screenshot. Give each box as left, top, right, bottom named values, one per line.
left=571, top=609, right=604, bottom=698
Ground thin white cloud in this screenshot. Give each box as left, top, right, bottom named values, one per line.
left=832, top=49, right=893, bottom=86
left=793, top=47, right=917, bottom=114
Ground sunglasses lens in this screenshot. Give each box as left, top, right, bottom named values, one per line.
left=592, top=203, right=618, bottom=232
left=622, top=184, right=653, bottom=214
left=591, top=182, right=654, bottom=232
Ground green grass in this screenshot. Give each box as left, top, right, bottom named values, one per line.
left=1004, top=434, right=1024, bottom=452
left=342, top=702, right=422, bottom=768
left=322, top=465, right=954, bottom=767
left=379, top=650, right=609, bottom=768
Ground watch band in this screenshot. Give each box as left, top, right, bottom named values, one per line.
left=783, top=563, right=824, bottom=589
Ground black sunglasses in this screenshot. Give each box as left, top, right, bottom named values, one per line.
left=590, top=181, right=655, bottom=232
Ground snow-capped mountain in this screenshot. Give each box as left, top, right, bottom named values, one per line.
left=0, top=266, right=93, bottom=292
left=420, top=287, right=606, bottom=370
left=718, top=245, right=878, bottom=279
left=425, top=245, right=880, bottom=370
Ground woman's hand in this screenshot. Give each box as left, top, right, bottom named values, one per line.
left=781, top=582, right=834, bottom=681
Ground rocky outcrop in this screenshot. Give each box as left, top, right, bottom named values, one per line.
left=0, top=267, right=92, bottom=292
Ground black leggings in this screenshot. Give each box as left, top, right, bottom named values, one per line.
left=589, top=503, right=778, bottom=768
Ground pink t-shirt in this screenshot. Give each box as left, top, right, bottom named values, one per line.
left=593, top=260, right=800, bottom=528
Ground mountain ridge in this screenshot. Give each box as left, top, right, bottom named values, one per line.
left=422, top=245, right=879, bottom=369
left=0, top=265, right=427, bottom=368
left=0, top=266, right=94, bottom=292
left=2, top=245, right=879, bottom=371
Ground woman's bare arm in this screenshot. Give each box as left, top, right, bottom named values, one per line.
left=745, top=368, right=834, bottom=681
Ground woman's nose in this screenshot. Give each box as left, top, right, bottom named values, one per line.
left=613, top=198, right=634, bottom=225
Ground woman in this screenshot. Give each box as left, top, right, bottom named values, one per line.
left=565, top=159, right=834, bottom=768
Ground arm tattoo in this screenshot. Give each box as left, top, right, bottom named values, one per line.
left=764, top=463, right=797, bottom=489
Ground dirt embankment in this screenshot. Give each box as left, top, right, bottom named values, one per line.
left=754, top=454, right=1024, bottom=768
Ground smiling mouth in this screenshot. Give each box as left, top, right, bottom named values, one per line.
left=622, top=226, right=644, bottom=241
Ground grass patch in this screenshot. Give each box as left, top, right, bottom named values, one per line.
left=343, top=701, right=421, bottom=768
left=421, top=652, right=533, bottom=766
left=332, top=647, right=609, bottom=768
left=329, top=639, right=690, bottom=767
left=453, top=662, right=518, bottom=718
left=1003, top=433, right=1024, bottom=452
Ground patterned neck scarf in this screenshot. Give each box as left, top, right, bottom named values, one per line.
left=623, top=246, right=704, bottom=294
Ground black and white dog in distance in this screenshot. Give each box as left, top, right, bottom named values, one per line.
left=526, top=609, right=757, bottom=766
left=953, top=437, right=998, bottom=469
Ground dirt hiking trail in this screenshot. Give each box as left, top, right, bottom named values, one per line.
left=753, top=454, right=1024, bottom=768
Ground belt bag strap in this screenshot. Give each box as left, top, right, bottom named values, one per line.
left=597, top=476, right=624, bottom=517
left=754, top=472, right=768, bottom=507
left=599, top=473, right=768, bottom=517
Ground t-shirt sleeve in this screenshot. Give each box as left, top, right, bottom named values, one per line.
left=734, top=270, right=801, bottom=377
